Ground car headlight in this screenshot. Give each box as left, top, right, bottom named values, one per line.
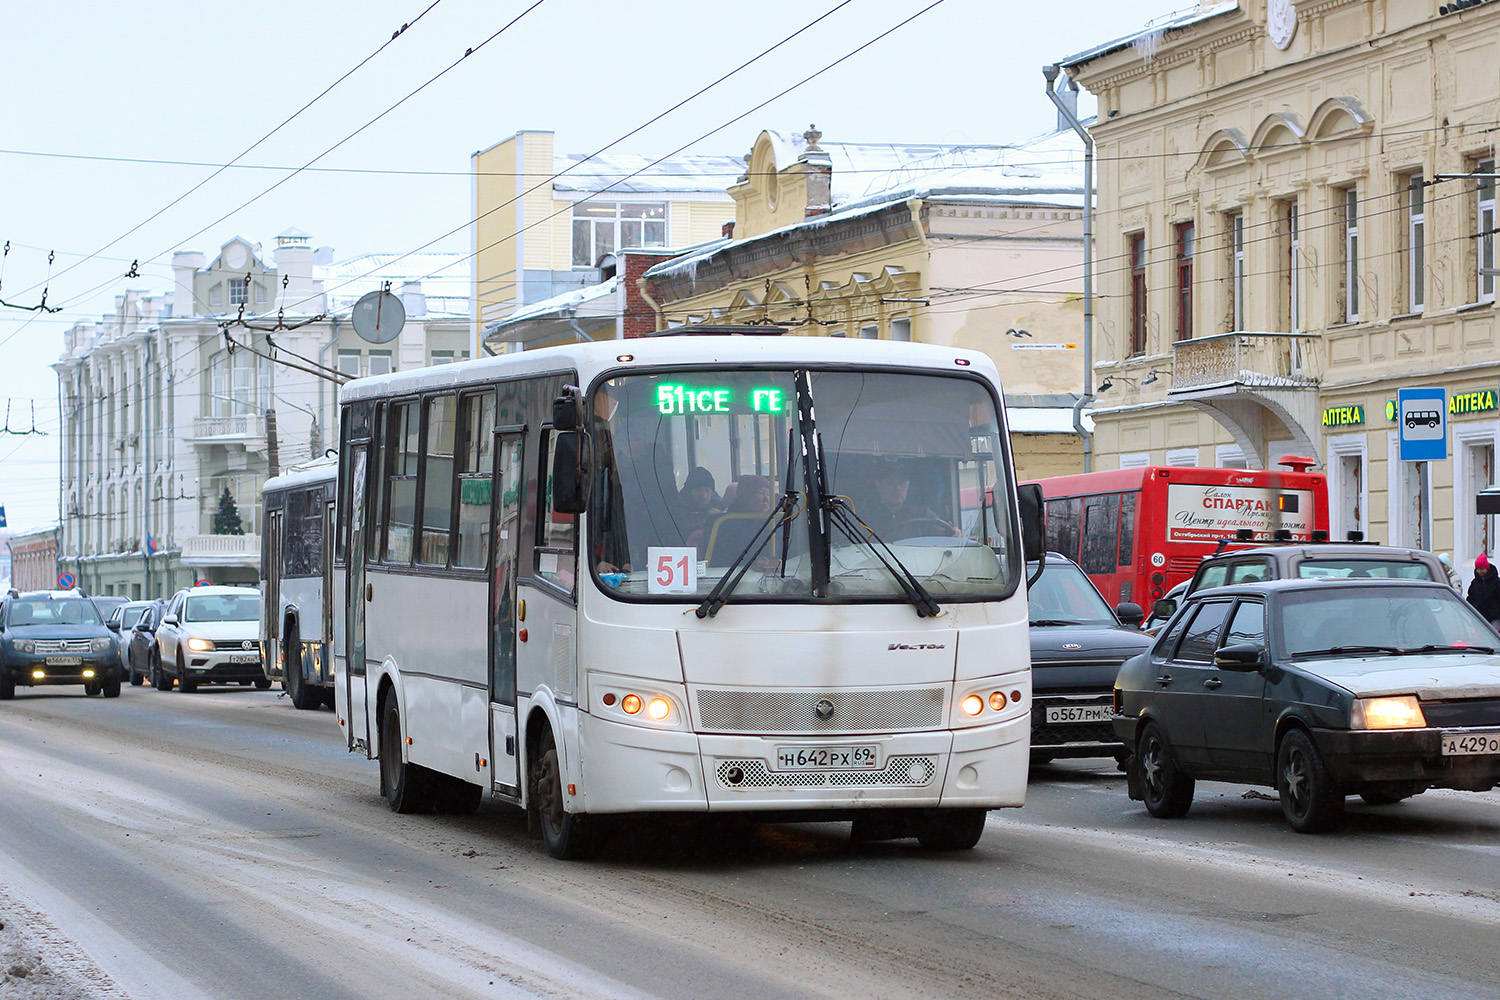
left=12, top=639, right=36, bottom=654
left=90, top=637, right=113, bottom=653
left=1351, top=695, right=1426, bottom=730
left=186, top=637, right=213, bottom=652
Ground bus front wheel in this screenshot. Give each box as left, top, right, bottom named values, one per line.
left=284, top=622, right=319, bottom=710
left=914, top=808, right=988, bottom=850
left=530, top=726, right=595, bottom=860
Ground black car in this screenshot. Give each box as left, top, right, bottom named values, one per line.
left=1114, top=578, right=1500, bottom=832
left=0, top=590, right=124, bottom=698
left=1028, top=553, right=1151, bottom=764
left=105, top=600, right=155, bottom=682
left=125, top=600, right=166, bottom=687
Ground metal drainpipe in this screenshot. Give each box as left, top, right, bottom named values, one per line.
left=1044, top=64, right=1095, bottom=472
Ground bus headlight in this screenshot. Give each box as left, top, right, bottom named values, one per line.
left=591, top=673, right=688, bottom=730
left=647, top=697, right=672, bottom=721
left=1352, top=695, right=1425, bottom=730
left=961, top=694, right=984, bottom=716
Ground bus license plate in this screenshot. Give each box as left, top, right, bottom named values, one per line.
left=1441, top=729, right=1500, bottom=756
left=229, top=653, right=260, bottom=664
left=1045, top=704, right=1112, bottom=724
left=774, top=745, right=878, bottom=771
left=45, top=656, right=81, bottom=667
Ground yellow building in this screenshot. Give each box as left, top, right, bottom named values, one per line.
left=1062, top=0, right=1500, bottom=576
left=640, top=126, right=1090, bottom=479
left=470, top=130, right=743, bottom=351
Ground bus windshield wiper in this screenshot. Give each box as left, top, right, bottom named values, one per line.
left=824, top=496, right=942, bottom=618
left=695, top=494, right=800, bottom=619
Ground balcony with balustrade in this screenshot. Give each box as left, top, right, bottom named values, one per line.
left=190, top=413, right=266, bottom=444
left=179, top=533, right=261, bottom=569
left=1166, top=331, right=1323, bottom=465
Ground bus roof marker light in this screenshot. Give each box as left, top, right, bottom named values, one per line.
left=616, top=354, right=634, bottom=362
left=954, top=358, right=971, bottom=366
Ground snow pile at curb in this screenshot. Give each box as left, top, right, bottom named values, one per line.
left=0, top=898, right=129, bottom=1000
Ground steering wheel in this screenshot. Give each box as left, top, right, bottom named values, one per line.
left=888, top=516, right=955, bottom=540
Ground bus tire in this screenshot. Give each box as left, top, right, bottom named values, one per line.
left=284, top=622, right=318, bottom=710
left=531, top=725, right=595, bottom=860
left=152, top=651, right=172, bottom=691
left=380, top=696, right=436, bottom=814
left=914, top=808, right=987, bottom=850
left=177, top=655, right=198, bottom=693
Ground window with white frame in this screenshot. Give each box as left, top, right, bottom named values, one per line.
left=430, top=351, right=455, bottom=365
left=209, top=350, right=267, bottom=417
left=1407, top=173, right=1425, bottom=313
left=230, top=277, right=249, bottom=307
left=1224, top=211, right=1244, bottom=332
left=367, top=351, right=394, bottom=376
left=859, top=325, right=878, bottom=340
left=1342, top=187, right=1359, bottom=322
left=1477, top=158, right=1495, bottom=303
left=337, top=351, right=362, bottom=378
left=571, top=201, right=667, bottom=267
left=889, top=317, right=911, bottom=342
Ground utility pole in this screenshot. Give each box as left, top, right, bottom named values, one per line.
left=143, top=336, right=152, bottom=598
left=1044, top=64, right=1095, bottom=472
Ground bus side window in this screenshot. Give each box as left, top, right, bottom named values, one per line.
left=384, top=401, right=419, bottom=564
left=1081, top=494, right=1120, bottom=574
left=535, top=429, right=577, bottom=594
left=453, top=392, right=495, bottom=570
left=1046, top=497, right=1082, bottom=562
left=1118, top=492, right=1136, bottom=567
left=418, top=394, right=457, bottom=567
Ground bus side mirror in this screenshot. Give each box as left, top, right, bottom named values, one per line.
left=553, top=386, right=583, bottom=431
left=1017, top=483, right=1045, bottom=562
left=552, top=431, right=593, bottom=514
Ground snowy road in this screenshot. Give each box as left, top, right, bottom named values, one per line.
left=2, top=686, right=1499, bottom=1000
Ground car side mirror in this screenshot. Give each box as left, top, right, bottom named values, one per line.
left=1115, top=602, right=1145, bottom=627
left=1214, top=642, right=1265, bottom=671
left=163, top=614, right=179, bottom=627
left=106, top=621, right=121, bottom=633
left=1017, top=483, right=1045, bottom=563
left=1150, top=597, right=1177, bottom=622
left=134, top=620, right=152, bottom=632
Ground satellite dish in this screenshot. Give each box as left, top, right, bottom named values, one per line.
left=351, top=290, right=405, bottom=344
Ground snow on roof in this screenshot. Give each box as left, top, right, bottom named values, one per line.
left=490, top=276, right=619, bottom=328
left=317, top=251, right=471, bottom=316
left=644, top=128, right=1088, bottom=283
left=1057, top=1, right=1240, bottom=68
left=551, top=152, right=744, bottom=196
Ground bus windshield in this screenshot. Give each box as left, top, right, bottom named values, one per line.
left=589, top=367, right=1018, bottom=603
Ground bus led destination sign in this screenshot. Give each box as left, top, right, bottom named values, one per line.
left=655, top=383, right=787, bottom=416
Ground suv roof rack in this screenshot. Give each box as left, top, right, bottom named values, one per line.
left=1210, top=530, right=1376, bottom=555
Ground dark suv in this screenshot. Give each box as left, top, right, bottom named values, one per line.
left=1028, top=553, right=1153, bottom=764
left=1149, top=543, right=1447, bottom=623
left=1, top=591, right=124, bottom=698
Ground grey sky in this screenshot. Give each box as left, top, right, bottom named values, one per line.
left=0, top=0, right=1174, bottom=531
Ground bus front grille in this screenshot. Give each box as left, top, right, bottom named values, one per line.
left=714, top=755, right=938, bottom=789
left=695, top=688, right=945, bottom=734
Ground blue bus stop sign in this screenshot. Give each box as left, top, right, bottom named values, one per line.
left=1398, top=387, right=1447, bottom=462
left=57, top=572, right=75, bottom=589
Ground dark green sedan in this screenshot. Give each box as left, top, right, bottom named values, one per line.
left=1113, top=578, right=1500, bottom=832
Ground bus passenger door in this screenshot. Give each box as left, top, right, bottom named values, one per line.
left=320, top=497, right=336, bottom=686
left=489, top=431, right=524, bottom=797
left=342, top=445, right=373, bottom=756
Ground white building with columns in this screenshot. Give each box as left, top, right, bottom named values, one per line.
left=53, top=230, right=469, bottom=598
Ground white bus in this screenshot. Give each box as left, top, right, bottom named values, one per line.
left=333, top=335, right=1043, bottom=858
left=261, top=458, right=338, bottom=710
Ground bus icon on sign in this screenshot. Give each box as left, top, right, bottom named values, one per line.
left=1405, top=410, right=1441, bottom=429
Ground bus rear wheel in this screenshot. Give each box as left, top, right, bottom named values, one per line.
left=380, top=696, right=436, bottom=814
left=531, top=726, right=595, bottom=860
left=284, top=623, right=318, bottom=710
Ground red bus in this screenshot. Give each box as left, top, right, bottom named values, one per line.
left=1027, top=460, right=1330, bottom=613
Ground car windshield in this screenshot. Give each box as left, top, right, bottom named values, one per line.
left=1295, top=559, right=1438, bottom=580
left=7, top=599, right=103, bottom=626
left=1279, top=585, right=1496, bottom=657
left=183, top=594, right=260, bottom=623
left=1026, top=560, right=1115, bottom=625
left=590, top=368, right=1017, bottom=603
